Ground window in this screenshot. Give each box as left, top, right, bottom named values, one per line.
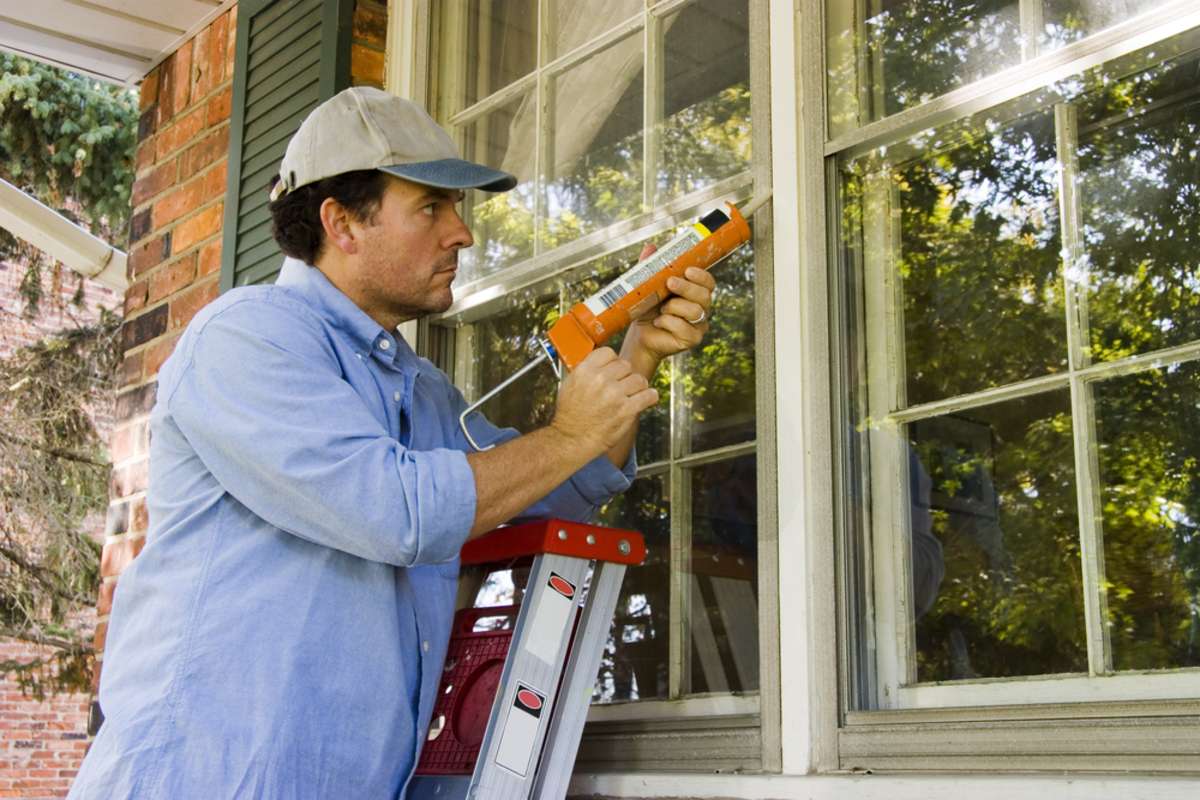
left=429, top=0, right=771, bottom=764
left=828, top=0, right=1200, bottom=770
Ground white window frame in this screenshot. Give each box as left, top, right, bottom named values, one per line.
left=395, top=0, right=783, bottom=771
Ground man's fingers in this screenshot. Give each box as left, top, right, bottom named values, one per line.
left=661, top=297, right=706, bottom=324
left=666, top=273, right=715, bottom=306
left=654, top=313, right=706, bottom=341
left=628, top=386, right=659, bottom=412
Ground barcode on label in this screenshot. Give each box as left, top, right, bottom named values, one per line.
left=597, top=284, right=628, bottom=309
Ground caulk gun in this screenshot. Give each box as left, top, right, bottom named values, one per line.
left=458, top=192, right=771, bottom=451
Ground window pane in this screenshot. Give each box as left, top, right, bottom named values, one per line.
left=684, top=242, right=756, bottom=452
left=658, top=0, right=751, bottom=202
left=1043, top=0, right=1171, bottom=50
left=460, top=93, right=537, bottom=283
left=473, top=289, right=560, bottom=435
left=550, top=0, right=643, bottom=58
left=565, top=243, right=671, bottom=465
left=1094, top=362, right=1200, bottom=671
left=546, top=33, right=645, bottom=248
left=463, top=0, right=537, bottom=108
left=843, top=110, right=1066, bottom=407
left=1074, top=53, right=1200, bottom=363
left=827, top=0, right=1023, bottom=135
left=595, top=473, right=671, bottom=703
left=686, top=456, right=758, bottom=694
left=907, top=392, right=1088, bottom=682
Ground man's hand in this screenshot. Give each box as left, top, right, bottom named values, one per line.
left=551, top=347, right=659, bottom=454
left=620, top=243, right=718, bottom=378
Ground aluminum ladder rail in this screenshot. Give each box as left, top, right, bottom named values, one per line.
left=408, top=518, right=645, bottom=800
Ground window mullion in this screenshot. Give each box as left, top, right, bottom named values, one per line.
left=1055, top=101, right=1113, bottom=677
left=668, top=442, right=691, bottom=699
left=643, top=8, right=664, bottom=211
left=1019, top=0, right=1044, bottom=61
left=534, top=0, right=551, bottom=258
left=862, top=168, right=915, bottom=702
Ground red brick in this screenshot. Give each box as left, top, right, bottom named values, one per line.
left=206, top=84, right=232, bottom=127
left=157, top=53, right=176, bottom=124
left=353, top=2, right=387, bottom=44
left=135, top=137, right=156, bottom=171
left=92, top=621, right=107, bottom=651
left=152, top=181, right=204, bottom=230
left=118, top=351, right=144, bottom=388
left=172, top=203, right=223, bottom=254
left=109, top=424, right=137, bottom=464
left=156, top=106, right=205, bottom=161
left=172, top=38, right=193, bottom=113
left=129, top=235, right=167, bottom=278
left=98, top=534, right=144, bottom=578
left=110, top=459, right=150, bottom=500
left=139, top=68, right=159, bottom=111
left=132, top=159, right=177, bottom=207
left=202, top=162, right=229, bottom=203
left=189, top=27, right=213, bottom=102
left=199, top=239, right=223, bottom=277
left=182, top=126, right=229, bottom=180
left=131, top=497, right=149, bottom=533
left=96, top=580, right=117, bottom=617
left=170, top=278, right=219, bottom=330
left=124, top=279, right=148, bottom=314
left=226, top=7, right=237, bottom=78
left=144, top=333, right=180, bottom=378
left=148, top=255, right=197, bottom=303
left=351, top=44, right=385, bottom=87
left=209, top=11, right=230, bottom=86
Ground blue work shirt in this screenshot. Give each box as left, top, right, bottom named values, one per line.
left=70, top=258, right=634, bottom=799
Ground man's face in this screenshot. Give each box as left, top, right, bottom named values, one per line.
left=350, top=175, right=473, bottom=322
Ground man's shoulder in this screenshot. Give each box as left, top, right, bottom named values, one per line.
left=188, top=284, right=322, bottom=335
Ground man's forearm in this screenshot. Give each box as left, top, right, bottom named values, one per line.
left=465, top=425, right=600, bottom=537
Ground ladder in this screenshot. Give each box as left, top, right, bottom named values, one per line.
left=408, top=518, right=645, bottom=800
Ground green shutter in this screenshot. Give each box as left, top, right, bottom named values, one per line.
left=219, top=0, right=354, bottom=291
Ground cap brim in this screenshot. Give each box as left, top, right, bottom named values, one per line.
left=379, top=159, right=517, bottom=192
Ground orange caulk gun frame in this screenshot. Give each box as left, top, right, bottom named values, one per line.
left=458, top=192, right=770, bottom=452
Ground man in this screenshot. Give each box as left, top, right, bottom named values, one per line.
left=70, top=87, right=715, bottom=798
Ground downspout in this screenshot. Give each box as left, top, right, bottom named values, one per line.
left=0, top=177, right=128, bottom=292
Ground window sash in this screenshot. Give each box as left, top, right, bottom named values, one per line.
left=425, top=0, right=778, bottom=757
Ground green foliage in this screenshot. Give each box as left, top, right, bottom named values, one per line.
left=0, top=312, right=120, bottom=696
left=0, top=53, right=138, bottom=285
left=841, top=26, right=1200, bottom=680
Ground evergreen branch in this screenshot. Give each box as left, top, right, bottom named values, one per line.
left=0, top=430, right=110, bottom=467
left=0, top=541, right=96, bottom=607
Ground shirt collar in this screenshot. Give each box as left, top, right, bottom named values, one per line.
left=275, top=257, right=419, bottom=371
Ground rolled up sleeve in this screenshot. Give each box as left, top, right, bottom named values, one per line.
left=164, top=299, right=475, bottom=567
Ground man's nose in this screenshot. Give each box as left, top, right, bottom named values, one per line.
left=442, top=207, right=474, bottom=250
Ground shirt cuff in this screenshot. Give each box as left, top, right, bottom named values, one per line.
left=411, top=448, right=477, bottom=564
left=568, top=447, right=637, bottom=507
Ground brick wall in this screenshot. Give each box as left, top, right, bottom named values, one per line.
left=0, top=262, right=119, bottom=796
left=92, top=0, right=387, bottom=733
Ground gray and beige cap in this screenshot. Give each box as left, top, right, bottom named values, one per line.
left=269, top=86, right=516, bottom=201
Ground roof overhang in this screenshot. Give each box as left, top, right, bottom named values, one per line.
left=0, top=0, right=236, bottom=86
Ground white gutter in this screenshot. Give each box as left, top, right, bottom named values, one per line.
left=0, top=177, right=128, bottom=292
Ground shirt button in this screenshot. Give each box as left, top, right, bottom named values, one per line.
left=379, top=339, right=391, bottom=350
left=393, top=390, right=401, bottom=402
left=422, top=640, right=430, bottom=653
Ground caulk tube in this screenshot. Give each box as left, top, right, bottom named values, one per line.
left=546, top=204, right=749, bottom=369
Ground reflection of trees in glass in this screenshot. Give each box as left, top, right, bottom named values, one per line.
left=594, top=474, right=671, bottom=703
left=865, top=0, right=1021, bottom=119
left=1074, top=56, right=1200, bottom=361
left=910, top=397, right=1087, bottom=681
left=683, top=245, right=756, bottom=452
left=844, top=111, right=1066, bottom=407
left=843, top=44, right=1200, bottom=680
left=474, top=289, right=560, bottom=434
left=1096, top=364, right=1200, bottom=670
left=1043, top=0, right=1167, bottom=49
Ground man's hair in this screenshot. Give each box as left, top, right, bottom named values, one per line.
left=268, top=170, right=390, bottom=264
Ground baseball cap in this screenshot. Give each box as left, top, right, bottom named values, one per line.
left=269, top=87, right=516, bottom=201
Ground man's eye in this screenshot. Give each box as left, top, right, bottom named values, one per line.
left=421, top=204, right=436, bottom=216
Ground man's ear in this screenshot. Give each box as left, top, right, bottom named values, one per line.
left=319, top=197, right=359, bottom=256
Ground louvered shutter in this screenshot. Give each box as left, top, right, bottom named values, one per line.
left=219, top=0, right=354, bottom=291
